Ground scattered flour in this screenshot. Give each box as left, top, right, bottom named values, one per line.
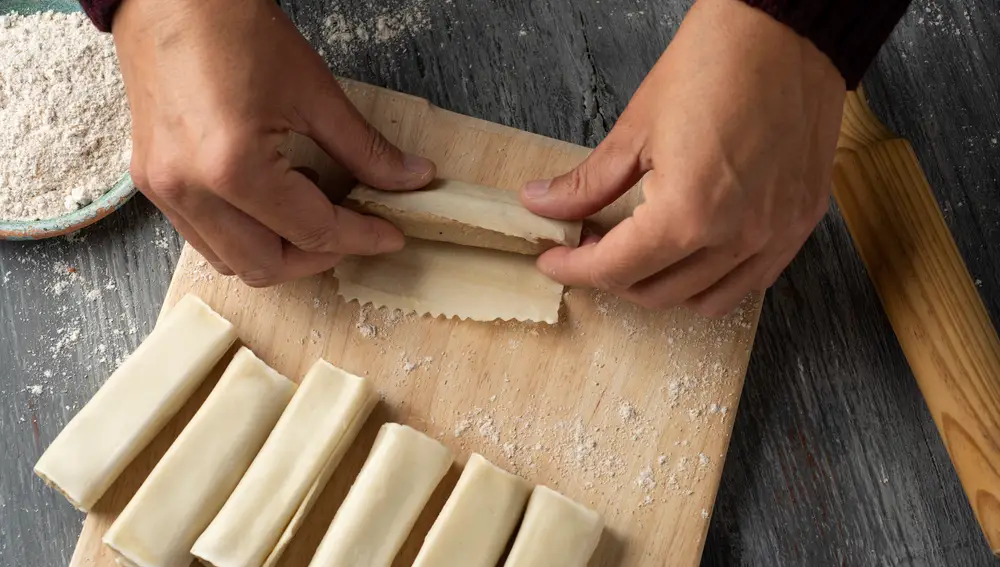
left=0, top=11, right=131, bottom=221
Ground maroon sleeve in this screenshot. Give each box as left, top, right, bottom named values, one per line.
left=741, top=0, right=912, bottom=88
left=78, top=0, right=123, bottom=32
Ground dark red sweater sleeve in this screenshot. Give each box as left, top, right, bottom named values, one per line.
left=741, top=0, right=912, bottom=88
left=78, top=0, right=122, bottom=32
left=80, top=0, right=909, bottom=87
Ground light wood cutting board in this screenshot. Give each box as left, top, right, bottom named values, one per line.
left=69, top=80, right=763, bottom=567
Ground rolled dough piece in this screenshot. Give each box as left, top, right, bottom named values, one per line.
left=345, top=180, right=582, bottom=255
left=412, top=453, right=532, bottom=567
left=503, top=486, right=604, bottom=567
left=192, top=359, right=377, bottom=567
left=308, top=423, right=453, bottom=567
left=335, top=237, right=564, bottom=324
left=33, top=294, right=237, bottom=511
left=102, top=347, right=295, bottom=567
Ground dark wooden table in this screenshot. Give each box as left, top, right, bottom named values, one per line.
left=2, top=0, right=998, bottom=565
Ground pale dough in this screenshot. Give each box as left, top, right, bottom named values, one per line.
left=345, top=180, right=582, bottom=255
left=34, top=294, right=237, bottom=511
left=334, top=237, right=564, bottom=324
left=191, top=359, right=377, bottom=567
left=307, top=423, right=453, bottom=567
left=503, top=486, right=604, bottom=567
left=412, top=453, right=532, bottom=567
left=102, top=348, right=295, bottom=567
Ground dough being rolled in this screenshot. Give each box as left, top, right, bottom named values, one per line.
left=345, top=180, right=582, bottom=255
left=503, top=486, right=604, bottom=567
left=412, top=453, right=532, bottom=567
left=102, top=347, right=295, bottom=567
left=192, top=359, right=377, bottom=567
left=335, top=237, right=564, bottom=324
left=308, top=423, right=453, bottom=567
left=34, top=294, right=237, bottom=511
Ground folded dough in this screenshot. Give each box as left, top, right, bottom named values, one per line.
left=102, top=347, right=295, bottom=567
left=34, top=294, right=237, bottom=511
left=191, top=359, right=377, bottom=567
left=503, top=486, right=604, bottom=567
left=344, top=180, right=582, bottom=255
left=412, top=453, right=532, bottom=567
left=308, top=423, right=453, bottom=567
left=335, top=238, right=564, bottom=324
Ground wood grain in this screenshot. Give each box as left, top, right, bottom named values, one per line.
left=68, top=80, right=763, bottom=567
left=833, top=90, right=1000, bottom=555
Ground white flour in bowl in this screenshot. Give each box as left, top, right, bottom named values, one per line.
left=0, top=11, right=131, bottom=222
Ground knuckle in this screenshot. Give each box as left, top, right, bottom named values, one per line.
left=144, top=164, right=186, bottom=202
left=238, top=265, right=282, bottom=288
left=809, top=197, right=830, bottom=226
left=200, top=136, right=249, bottom=193
left=211, top=262, right=236, bottom=277
left=129, top=161, right=149, bottom=191
left=363, top=124, right=393, bottom=163
left=741, top=222, right=772, bottom=251
left=589, top=263, right=630, bottom=292
left=291, top=223, right=340, bottom=253
left=563, top=165, right=593, bottom=201
left=633, top=293, right=672, bottom=311
left=689, top=297, right=731, bottom=319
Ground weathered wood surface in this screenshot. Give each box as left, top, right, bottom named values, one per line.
left=1, top=0, right=998, bottom=565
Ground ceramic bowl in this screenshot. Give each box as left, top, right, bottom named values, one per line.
left=0, top=0, right=136, bottom=240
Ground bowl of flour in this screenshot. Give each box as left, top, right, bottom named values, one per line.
left=0, top=0, right=135, bottom=240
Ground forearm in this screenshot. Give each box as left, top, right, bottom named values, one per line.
left=740, top=0, right=912, bottom=88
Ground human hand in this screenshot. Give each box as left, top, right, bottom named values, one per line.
left=113, top=0, right=435, bottom=286
left=520, top=0, right=846, bottom=316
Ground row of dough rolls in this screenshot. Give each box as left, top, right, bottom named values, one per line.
left=35, top=294, right=605, bottom=567
left=305, top=424, right=604, bottom=567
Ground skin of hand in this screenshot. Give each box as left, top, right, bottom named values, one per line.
left=112, top=0, right=436, bottom=286
left=520, top=0, right=846, bottom=317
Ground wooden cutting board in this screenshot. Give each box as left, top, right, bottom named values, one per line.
left=69, top=79, right=763, bottom=567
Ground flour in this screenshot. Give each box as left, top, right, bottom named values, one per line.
left=0, top=11, right=131, bottom=221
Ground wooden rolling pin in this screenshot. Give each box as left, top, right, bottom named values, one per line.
left=833, top=90, right=1000, bottom=555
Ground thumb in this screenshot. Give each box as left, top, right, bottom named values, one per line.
left=520, top=130, right=644, bottom=220
left=308, top=85, right=436, bottom=191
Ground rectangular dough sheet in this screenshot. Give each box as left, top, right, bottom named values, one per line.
left=412, top=453, right=532, bottom=567
left=345, top=180, right=582, bottom=255
left=503, top=485, right=604, bottom=567
left=308, top=423, right=453, bottom=567
left=34, top=294, right=237, bottom=511
left=102, top=347, right=295, bottom=567
left=334, top=237, right=564, bottom=324
left=192, top=359, right=377, bottom=567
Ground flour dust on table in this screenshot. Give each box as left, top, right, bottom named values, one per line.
left=0, top=11, right=131, bottom=221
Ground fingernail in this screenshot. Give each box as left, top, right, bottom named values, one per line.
left=403, top=153, right=434, bottom=176
left=523, top=179, right=551, bottom=199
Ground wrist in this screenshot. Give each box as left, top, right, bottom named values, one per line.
left=691, top=0, right=845, bottom=92
left=735, top=0, right=911, bottom=88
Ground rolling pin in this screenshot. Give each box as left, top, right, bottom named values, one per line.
left=833, top=90, right=1000, bottom=555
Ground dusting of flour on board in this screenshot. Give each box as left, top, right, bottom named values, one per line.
left=333, top=286, right=754, bottom=516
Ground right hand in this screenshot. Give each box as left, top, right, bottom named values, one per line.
left=112, top=0, right=436, bottom=286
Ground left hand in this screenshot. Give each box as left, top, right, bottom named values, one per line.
left=519, top=0, right=846, bottom=317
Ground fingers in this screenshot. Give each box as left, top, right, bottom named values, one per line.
left=138, top=186, right=234, bottom=274
left=521, top=126, right=645, bottom=220
left=305, top=83, right=436, bottom=191
left=222, top=164, right=405, bottom=256
left=623, top=245, right=755, bottom=309
left=684, top=255, right=765, bottom=317
left=536, top=203, right=694, bottom=290
left=164, top=182, right=342, bottom=287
